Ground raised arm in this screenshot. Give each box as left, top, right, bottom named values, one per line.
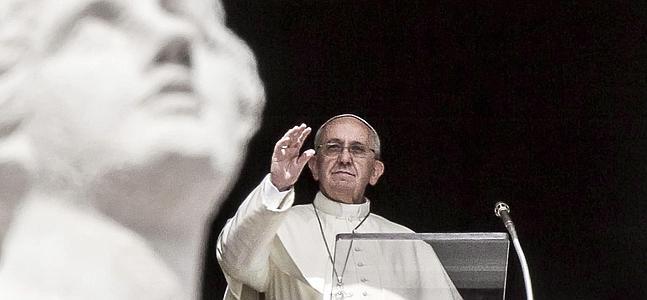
left=216, top=123, right=314, bottom=293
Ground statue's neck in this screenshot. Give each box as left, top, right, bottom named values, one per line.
left=1, top=194, right=205, bottom=299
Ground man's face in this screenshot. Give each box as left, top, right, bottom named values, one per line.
left=15, top=0, right=262, bottom=187
left=308, top=117, right=384, bottom=204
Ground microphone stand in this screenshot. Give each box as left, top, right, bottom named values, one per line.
left=494, top=202, right=534, bottom=300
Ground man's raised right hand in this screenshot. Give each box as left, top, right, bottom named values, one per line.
left=270, top=123, right=315, bottom=191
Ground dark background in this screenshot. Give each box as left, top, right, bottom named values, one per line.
left=203, top=1, right=646, bottom=299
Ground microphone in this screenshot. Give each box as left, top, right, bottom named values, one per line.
left=493, top=201, right=534, bottom=300
left=494, top=202, right=517, bottom=239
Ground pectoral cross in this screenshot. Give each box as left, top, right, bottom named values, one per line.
left=335, top=282, right=345, bottom=299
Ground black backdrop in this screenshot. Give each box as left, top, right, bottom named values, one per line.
left=203, top=1, right=646, bottom=299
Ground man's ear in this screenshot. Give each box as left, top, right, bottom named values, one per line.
left=369, top=160, right=384, bottom=186
left=307, top=155, right=319, bottom=181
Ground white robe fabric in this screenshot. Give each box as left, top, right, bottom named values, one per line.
left=216, top=175, right=462, bottom=300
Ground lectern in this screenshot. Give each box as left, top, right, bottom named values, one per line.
left=331, top=233, right=510, bottom=300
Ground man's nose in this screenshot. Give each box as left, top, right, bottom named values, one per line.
left=337, top=148, right=353, bottom=163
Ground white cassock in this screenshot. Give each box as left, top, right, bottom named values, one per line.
left=217, top=175, right=463, bottom=300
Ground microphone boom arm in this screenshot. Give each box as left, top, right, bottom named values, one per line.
left=494, top=202, right=534, bottom=300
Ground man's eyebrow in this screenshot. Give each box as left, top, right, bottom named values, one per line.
left=324, top=138, right=368, bottom=145
left=324, top=138, right=342, bottom=144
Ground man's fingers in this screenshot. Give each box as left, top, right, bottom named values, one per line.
left=296, top=127, right=312, bottom=145
left=288, top=124, right=304, bottom=140
left=296, top=149, right=316, bottom=168
left=288, top=126, right=301, bottom=139
left=279, top=125, right=300, bottom=146
left=276, top=124, right=310, bottom=151
left=274, top=136, right=291, bottom=152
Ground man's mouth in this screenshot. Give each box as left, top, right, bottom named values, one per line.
left=332, top=170, right=355, bottom=176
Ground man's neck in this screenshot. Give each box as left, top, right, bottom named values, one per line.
left=320, top=189, right=366, bottom=204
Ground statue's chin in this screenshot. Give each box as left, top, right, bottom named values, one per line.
left=87, top=150, right=225, bottom=234
left=114, top=116, right=215, bottom=164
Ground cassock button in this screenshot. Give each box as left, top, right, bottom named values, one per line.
left=357, top=262, right=364, bottom=267
left=362, top=291, right=368, bottom=296
left=360, top=278, right=368, bottom=283
left=354, top=246, right=361, bottom=252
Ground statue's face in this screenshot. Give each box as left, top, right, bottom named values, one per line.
left=9, top=0, right=263, bottom=227
left=13, top=0, right=262, bottom=182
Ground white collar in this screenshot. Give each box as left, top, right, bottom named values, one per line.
left=312, top=191, right=371, bottom=219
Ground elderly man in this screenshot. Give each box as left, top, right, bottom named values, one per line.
left=0, top=0, right=264, bottom=299
left=217, top=114, right=462, bottom=299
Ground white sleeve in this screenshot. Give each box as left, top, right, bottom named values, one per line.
left=216, top=174, right=294, bottom=292
left=261, top=174, right=293, bottom=210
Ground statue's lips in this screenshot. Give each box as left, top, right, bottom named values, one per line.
left=141, top=70, right=203, bottom=115
left=159, top=80, right=193, bottom=94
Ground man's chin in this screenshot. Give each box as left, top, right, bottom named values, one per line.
left=325, top=180, right=357, bottom=194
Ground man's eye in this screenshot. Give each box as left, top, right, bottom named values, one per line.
left=327, top=144, right=342, bottom=152
left=350, top=145, right=366, bottom=153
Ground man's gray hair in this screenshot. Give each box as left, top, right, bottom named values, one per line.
left=313, top=114, right=381, bottom=160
